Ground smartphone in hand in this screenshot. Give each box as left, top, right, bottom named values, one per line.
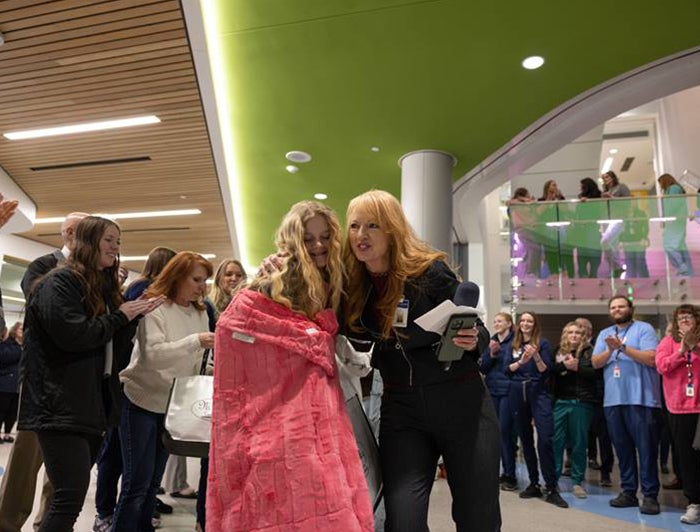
left=437, top=314, right=478, bottom=362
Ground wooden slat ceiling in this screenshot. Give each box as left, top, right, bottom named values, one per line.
left=0, top=0, right=233, bottom=267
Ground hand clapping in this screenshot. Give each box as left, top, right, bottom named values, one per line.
left=119, top=295, right=167, bottom=321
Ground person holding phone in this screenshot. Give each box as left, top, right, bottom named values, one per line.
left=504, top=311, right=568, bottom=508
left=343, top=190, right=500, bottom=532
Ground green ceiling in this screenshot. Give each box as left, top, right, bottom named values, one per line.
left=206, top=0, right=700, bottom=264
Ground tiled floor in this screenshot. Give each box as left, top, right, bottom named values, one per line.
left=0, top=432, right=693, bottom=531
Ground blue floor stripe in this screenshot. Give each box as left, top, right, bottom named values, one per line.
left=514, top=463, right=695, bottom=531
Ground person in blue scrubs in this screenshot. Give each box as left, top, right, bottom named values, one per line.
left=592, top=295, right=661, bottom=515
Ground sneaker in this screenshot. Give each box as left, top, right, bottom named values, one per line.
left=93, top=515, right=113, bottom=532
left=545, top=490, right=569, bottom=508
left=156, top=498, right=173, bottom=514
left=610, top=492, right=638, bottom=508
left=640, top=496, right=660, bottom=515
left=681, top=503, right=700, bottom=524
left=588, top=459, right=601, bottom=470
left=600, top=475, right=613, bottom=487
left=152, top=517, right=162, bottom=529
left=519, top=484, right=543, bottom=499
left=500, top=476, right=518, bottom=492
left=572, top=485, right=587, bottom=499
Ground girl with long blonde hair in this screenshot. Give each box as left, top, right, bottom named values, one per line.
left=207, top=200, right=373, bottom=531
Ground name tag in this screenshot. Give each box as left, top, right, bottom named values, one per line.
left=687, top=384, right=695, bottom=398
left=305, top=327, right=319, bottom=335
left=232, top=331, right=255, bottom=344
left=613, top=365, right=621, bottom=379
left=393, top=298, right=409, bottom=328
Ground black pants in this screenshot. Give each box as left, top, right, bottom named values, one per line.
left=0, top=391, right=18, bottom=433
left=587, top=404, right=614, bottom=475
left=37, top=430, right=103, bottom=532
left=668, top=412, right=700, bottom=504
left=379, top=376, right=501, bottom=532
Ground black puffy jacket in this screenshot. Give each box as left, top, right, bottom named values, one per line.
left=18, top=268, right=135, bottom=435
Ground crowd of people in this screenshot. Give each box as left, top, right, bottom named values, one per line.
left=480, top=297, right=700, bottom=524
left=0, top=186, right=698, bottom=532
left=509, top=171, right=697, bottom=280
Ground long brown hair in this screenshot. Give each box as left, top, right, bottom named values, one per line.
left=145, top=251, right=213, bottom=311
left=511, top=311, right=541, bottom=352
left=249, top=201, right=344, bottom=317
left=670, top=304, right=700, bottom=343
left=65, top=216, right=123, bottom=317
left=343, top=190, right=447, bottom=339
left=658, top=173, right=682, bottom=193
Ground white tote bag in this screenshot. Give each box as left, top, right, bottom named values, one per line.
left=162, top=374, right=213, bottom=458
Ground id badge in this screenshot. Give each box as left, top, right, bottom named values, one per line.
left=613, top=365, right=621, bottom=379
left=512, top=348, right=520, bottom=360
left=687, top=384, right=695, bottom=398
left=393, top=298, right=409, bottom=328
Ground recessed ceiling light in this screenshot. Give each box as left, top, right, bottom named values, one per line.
left=2, top=295, right=25, bottom=303
left=370, top=146, right=380, bottom=152
left=34, top=208, right=201, bottom=224
left=521, top=56, right=545, bottom=70
left=314, top=193, right=328, bottom=200
left=286, top=151, right=312, bottom=163
left=609, top=148, right=619, bottom=154
left=3, top=115, right=160, bottom=140
left=286, top=165, right=299, bottom=174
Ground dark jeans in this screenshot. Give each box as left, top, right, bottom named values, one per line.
left=490, top=393, right=516, bottom=478
left=668, top=412, right=700, bottom=504
left=605, top=405, right=660, bottom=497
left=112, top=395, right=168, bottom=532
left=587, top=404, right=614, bottom=475
left=37, top=430, right=102, bottom=532
left=95, top=425, right=122, bottom=518
left=511, top=381, right=557, bottom=489
left=0, top=391, right=18, bottom=433
left=379, top=377, right=501, bottom=532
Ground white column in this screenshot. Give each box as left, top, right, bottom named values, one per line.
left=398, top=149, right=456, bottom=254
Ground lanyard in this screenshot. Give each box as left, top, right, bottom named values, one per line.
left=613, top=322, right=632, bottom=362
left=686, top=349, right=694, bottom=386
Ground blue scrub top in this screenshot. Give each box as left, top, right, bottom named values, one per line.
left=593, top=320, right=660, bottom=408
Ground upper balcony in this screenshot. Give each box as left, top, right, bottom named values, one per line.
left=507, top=193, right=700, bottom=309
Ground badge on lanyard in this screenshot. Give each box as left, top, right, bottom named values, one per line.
left=687, top=384, right=695, bottom=398
left=512, top=348, right=521, bottom=360
left=393, top=297, right=409, bottom=328
left=613, top=365, right=621, bottom=379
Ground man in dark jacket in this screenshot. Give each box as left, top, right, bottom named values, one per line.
left=0, top=211, right=86, bottom=532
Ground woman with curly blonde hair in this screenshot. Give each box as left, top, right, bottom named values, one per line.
left=207, top=200, right=372, bottom=531
left=208, top=259, right=247, bottom=318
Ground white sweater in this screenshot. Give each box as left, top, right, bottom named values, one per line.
left=120, top=301, right=209, bottom=413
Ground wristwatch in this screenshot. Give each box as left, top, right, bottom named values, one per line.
left=619, top=344, right=626, bottom=353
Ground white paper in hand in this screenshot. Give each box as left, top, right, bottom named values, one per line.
left=414, top=300, right=483, bottom=334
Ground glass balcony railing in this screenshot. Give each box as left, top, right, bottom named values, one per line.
left=507, top=193, right=700, bottom=304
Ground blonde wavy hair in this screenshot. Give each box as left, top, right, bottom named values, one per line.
left=209, top=258, right=247, bottom=316
left=558, top=321, right=588, bottom=358
left=249, top=201, right=344, bottom=317
left=343, top=190, right=447, bottom=339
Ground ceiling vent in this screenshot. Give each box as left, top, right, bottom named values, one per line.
left=620, top=157, right=635, bottom=172
left=30, top=156, right=151, bottom=171
left=602, top=131, right=649, bottom=140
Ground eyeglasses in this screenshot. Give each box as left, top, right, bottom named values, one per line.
left=677, top=315, right=695, bottom=323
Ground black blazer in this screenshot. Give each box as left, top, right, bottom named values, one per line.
left=21, top=249, right=64, bottom=297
